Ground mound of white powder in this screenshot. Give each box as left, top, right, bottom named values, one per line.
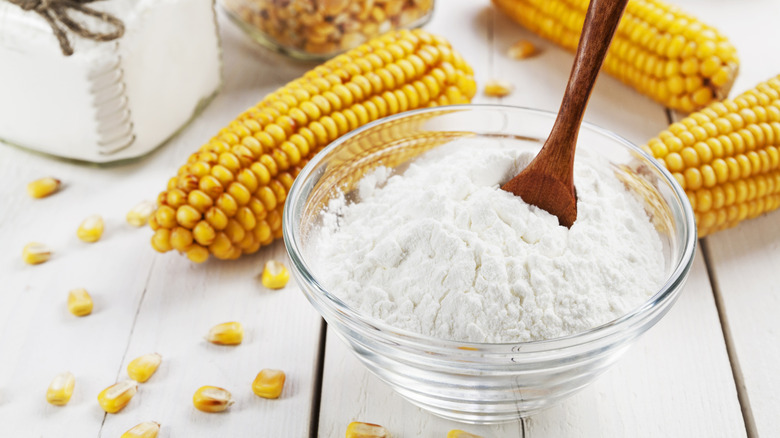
left=312, top=140, right=665, bottom=343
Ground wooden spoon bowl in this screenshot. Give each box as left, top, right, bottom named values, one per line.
left=501, top=0, right=629, bottom=228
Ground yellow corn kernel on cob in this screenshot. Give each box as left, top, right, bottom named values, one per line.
left=483, top=79, right=514, bottom=97
left=27, top=177, right=61, bottom=198
left=206, top=321, right=243, bottom=345
left=193, top=386, right=234, bottom=413
left=643, top=74, right=780, bottom=237
left=149, top=29, right=476, bottom=262
left=447, top=431, right=483, bottom=438
left=97, top=380, right=138, bottom=413
left=22, top=242, right=51, bottom=265
left=492, top=0, right=739, bottom=112
left=127, top=201, right=157, bottom=227
left=77, top=215, right=104, bottom=243
left=127, top=353, right=162, bottom=383
left=67, top=288, right=93, bottom=317
left=252, top=369, right=286, bottom=399
left=121, top=421, right=160, bottom=438
left=261, top=260, right=290, bottom=289
left=346, top=422, right=389, bottom=438
left=46, top=371, right=75, bottom=406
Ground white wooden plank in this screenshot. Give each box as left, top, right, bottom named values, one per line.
left=317, top=325, right=524, bottom=438
left=0, top=133, right=165, bottom=436
left=704, top=214, right=780, bottom=436
left=526, top=247, right=745, bottom=437
left=315, top=0, right=745, bottom=436
left=0, top=10, right=323, bottom=436
left=663, top=2, right=780, bottom=434
left=97, top=242, right=323, bottom=438
left=704, top=213, right=780, bottom=436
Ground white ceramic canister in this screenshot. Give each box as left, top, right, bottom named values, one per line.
left=0, top=0, right=222, bottom=163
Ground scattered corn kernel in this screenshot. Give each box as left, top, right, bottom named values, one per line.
left=261, top=260, right=290, bottom=289
left=127, top=353, right=162, bottom=383
left=67, top=288, right=93, bottom=317
left=507, top=39, right=537, bottom=59
left=76, top=215, right=104, bottom=243
left=193, top=386, right=234, bottom=413
left=27, top=177, right=60, bottom=198
left=206, top=321, right=243, bottom=345
left=121, top=421, right=160, bottom=438
left=252, top=369, right=286, bottom=399
left=22, top=242, right=51, bottom=265
left=447, top=430, right=483, bottom=438
left=127, top=200, right=157, bottom=227
left=97, top=380, right=138, bottom=413
left=483, top=80, right=514, bottom=98
left=46, top=371, right=75, bottom=406
left=346, top=422, right=389, bottom=438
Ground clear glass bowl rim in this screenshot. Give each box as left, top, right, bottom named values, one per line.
left=283, top=104, right=697, bottom=355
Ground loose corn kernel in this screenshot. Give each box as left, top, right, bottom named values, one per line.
left=252, top=369, right=286, bottom=399
left=97, top=380, right=138, bottom=413
left=507, top=39, right=537, bottom=59
left=76, top=215, right=104, bottom=243
left=127, top=201, right=156, bottom=227
left=448, top=430, right=483, bottom=438
left=193, top=386, right=234, bottom=413
left=149, top=30, right=477, bottom=262
left=346, top=422, right=389, bottom=438
left=27, top=177, right=60, bottom=198
left=206, top=321, right=243, bottom=345
left=483, top=80, right=514, bottom=97
left=127, top=353, right=162, bottom=383
left=46, top=371, right=75, bottom=406
left=22, top=242, right=51, bottom=265
left=121, top=421, right=160, bottom=438
left=67, top=288, right=93, bottom=317
left=261, top=260, right=290, bottom=289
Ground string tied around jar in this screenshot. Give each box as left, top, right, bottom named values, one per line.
left=6, top=0, right=124, bottom=56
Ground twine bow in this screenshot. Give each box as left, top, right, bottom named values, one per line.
left=7, top=0, right=124, bottom=56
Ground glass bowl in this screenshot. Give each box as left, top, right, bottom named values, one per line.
left=283, top=105, right=696, bottom=423
left=220, top=0, right=435, bottom=60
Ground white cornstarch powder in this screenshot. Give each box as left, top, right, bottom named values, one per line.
left=312, top=140, right=665, bottom=343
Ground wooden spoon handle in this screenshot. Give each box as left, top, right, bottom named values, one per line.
left=543, top=0, right=629, bottom=163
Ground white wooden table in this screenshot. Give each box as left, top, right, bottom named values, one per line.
left=2, top=1, right=779, bottom=436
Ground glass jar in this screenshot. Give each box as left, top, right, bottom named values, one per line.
left=0, top=0, right=222, bottom=164
left=220, top=0, right=435, bottom=60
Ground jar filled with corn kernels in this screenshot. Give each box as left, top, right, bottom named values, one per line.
left=220, top=0, right=435, bottom=60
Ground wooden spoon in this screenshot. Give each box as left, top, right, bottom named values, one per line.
left=501, top=0, right=629, bottom=228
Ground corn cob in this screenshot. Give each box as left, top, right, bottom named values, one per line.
left=492, top=0, right=739, bottom=112
left=149, top=29, right=476, bottom=262
left=643, top=74, right=780, bottom=237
